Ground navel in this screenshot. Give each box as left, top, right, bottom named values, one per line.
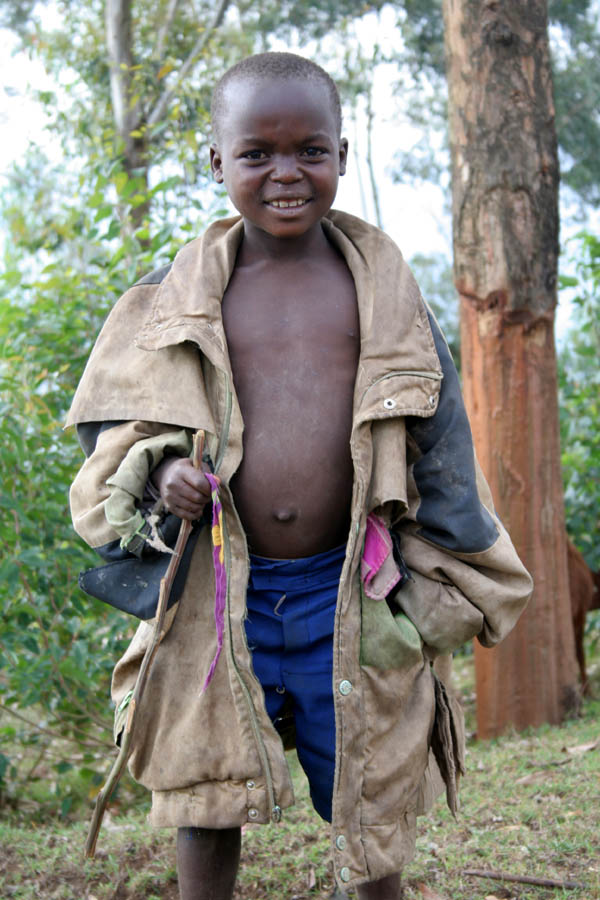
left=272, top=508, right=298, bottom=523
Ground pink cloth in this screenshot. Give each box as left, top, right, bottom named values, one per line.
left=361, top=513, right=401, bottom=601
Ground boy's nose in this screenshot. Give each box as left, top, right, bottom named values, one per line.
left=270, top=155, right=302, bottom=182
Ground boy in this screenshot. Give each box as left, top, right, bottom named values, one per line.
left=68, top=53, right=532, bottom=900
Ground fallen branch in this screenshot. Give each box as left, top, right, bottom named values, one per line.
left=0, top=702, right=107, bottom=749
left=85, top=430, right=204, bottom=858
left=464, top=869, right=585, bottom=890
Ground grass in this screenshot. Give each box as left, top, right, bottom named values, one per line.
left=1, top=649, right=599, bottom=900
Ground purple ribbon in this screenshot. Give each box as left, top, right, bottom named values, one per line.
left=202, top=473, right=227, bottom=692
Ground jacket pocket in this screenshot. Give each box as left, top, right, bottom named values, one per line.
left=360, top=585, right=424, bottom=669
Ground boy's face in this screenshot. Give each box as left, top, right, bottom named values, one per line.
left=210, top=76, right=348, bottom=241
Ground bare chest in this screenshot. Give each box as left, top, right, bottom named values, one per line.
left=220, top=261, right=360, bottom=556
left=222, top=264, right=360, bottom=402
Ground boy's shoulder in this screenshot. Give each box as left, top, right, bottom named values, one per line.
left=129, top=211, right=399, bottom=295
left=134, top=262, right=173, bottom=287
left=324, top=210, right=425, bottom=318
left=132, top=214, right=243, bottom=290
left=65, top=219, right=245, bottom=431
left=325, top=209, right=402, bottom=255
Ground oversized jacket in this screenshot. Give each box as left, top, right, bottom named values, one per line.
left=67, top=210, right=532, bottom=890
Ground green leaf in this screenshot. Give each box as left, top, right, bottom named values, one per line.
left=94, top=205, right=114, bottom=223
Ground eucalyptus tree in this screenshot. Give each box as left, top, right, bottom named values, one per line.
left=392, top=0, right=600, bottom=209
left=443, top=0, right=579, bottom=737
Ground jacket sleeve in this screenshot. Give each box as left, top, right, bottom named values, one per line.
left=69, top=419, right=187, bottom=557
left=393, top=312, right=533, bottom=653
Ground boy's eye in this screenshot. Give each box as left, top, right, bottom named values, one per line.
left=302, top=147, right=327, bottom=158
left=242, top=150, right=267, bottom=161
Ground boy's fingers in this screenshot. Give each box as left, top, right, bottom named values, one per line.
left=168, top=500, right=206, bottom=521
left=153, top=457, right=220, bottom=518
left=164, top=486, right=208, bottom=517
left=164, top=483, right=207, bottom=510
left=181, top=469, right=213, bottom=498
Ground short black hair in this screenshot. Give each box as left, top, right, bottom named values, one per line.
left=211, top=52, right=342, bottom=143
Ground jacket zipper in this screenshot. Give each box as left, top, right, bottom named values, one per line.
left=212, top=370, right=281, bottom=823
left=214, top=369, right=233, bottom=475
left=222, top=511, right=281, bottom=822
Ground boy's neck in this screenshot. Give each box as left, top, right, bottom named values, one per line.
left=237, top=219, right=332, bottom=266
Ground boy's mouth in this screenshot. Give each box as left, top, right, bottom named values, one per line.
left=266, top=198, right=309, bottom=209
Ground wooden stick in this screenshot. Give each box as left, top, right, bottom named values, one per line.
left=85, top=430, right=204, bottom=858
left=464, top=869, right=585, bottom=890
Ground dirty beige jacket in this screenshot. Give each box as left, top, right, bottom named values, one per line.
left=68, top=211, right=532, bottom=890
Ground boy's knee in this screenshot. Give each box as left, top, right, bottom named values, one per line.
left=177, top=825, right=241, bottom=845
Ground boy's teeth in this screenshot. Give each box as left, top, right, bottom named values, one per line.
left=270, top=199, right=306, bottom=208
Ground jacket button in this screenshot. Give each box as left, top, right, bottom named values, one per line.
left=383, top=398, right=396, bottom=410
left=336, top=834, right=347, bottom=850
left=339, top=680, right=353, bottom=696
left=340, top=867, right=351, bottom=882
left=248, top=808, right=259, bottom=820
left=429, top=395, right=436, bottom=407
left=246, top=780, right=256, bottom=790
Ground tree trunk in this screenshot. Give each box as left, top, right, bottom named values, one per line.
left=105, top=0, right=149, bottom=231
left=442, top=0, right=579, bottom=736
left=104, top=0, right=231, bottom=234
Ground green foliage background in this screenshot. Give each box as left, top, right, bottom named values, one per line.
left=559, top=232, right=600, bottom=570
left=0, top=156, right=208, bottom=814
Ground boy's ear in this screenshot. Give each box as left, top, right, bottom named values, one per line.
left=210, top=144, right=224, bottom=184
left=339, top=138, right=349, bottom=176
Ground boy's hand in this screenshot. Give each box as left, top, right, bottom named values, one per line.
left=151, top=457, right=216, bottom=521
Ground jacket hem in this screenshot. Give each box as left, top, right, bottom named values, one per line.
left=149, top=777, right=293, bottom=829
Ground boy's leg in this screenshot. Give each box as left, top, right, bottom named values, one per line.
left=356, top=872, right=402, bottom=899
left=177, top=826, right=241, bottom=900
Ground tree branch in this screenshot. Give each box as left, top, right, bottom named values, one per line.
left=464, top=869, right=585, bottom=890
left=0, top=703, right=107, bottom=749
left=365, top=88, right=383, bottom=229
left=365, top=45, right=383, bottom=229
left=155, top=0, right=180, bottom=61
left=351, top=111, right=369, bottom=221
left=105, top=0, right=139, bottom=137
left=147, top=0, right=232, bottom=128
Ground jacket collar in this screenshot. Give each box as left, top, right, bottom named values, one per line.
left=135, top=216, right=244, bottom=371
left=135, top=211, right=442, bottom=416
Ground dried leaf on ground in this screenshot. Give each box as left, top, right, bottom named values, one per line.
left=515, top=770, right=546, bottom=785
left=416, top=883, right=448, bottom=899
left=562, top=738, right=599, bottom=755
left=484, top=895, right=516, bottom=900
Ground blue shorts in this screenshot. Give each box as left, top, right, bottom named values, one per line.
left=244, top=544, right=345, bottom=822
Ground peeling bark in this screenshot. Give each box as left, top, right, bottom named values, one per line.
left=442, top=0, right=578, bottom=736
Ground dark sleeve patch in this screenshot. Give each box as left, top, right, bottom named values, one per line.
left=79, top=523, right=203, bottom=620
left=76, top=420, right=126, bottom=457
left=134, top=262, right=173, bottom=286
left=405, top=312, right=498, bottom=554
